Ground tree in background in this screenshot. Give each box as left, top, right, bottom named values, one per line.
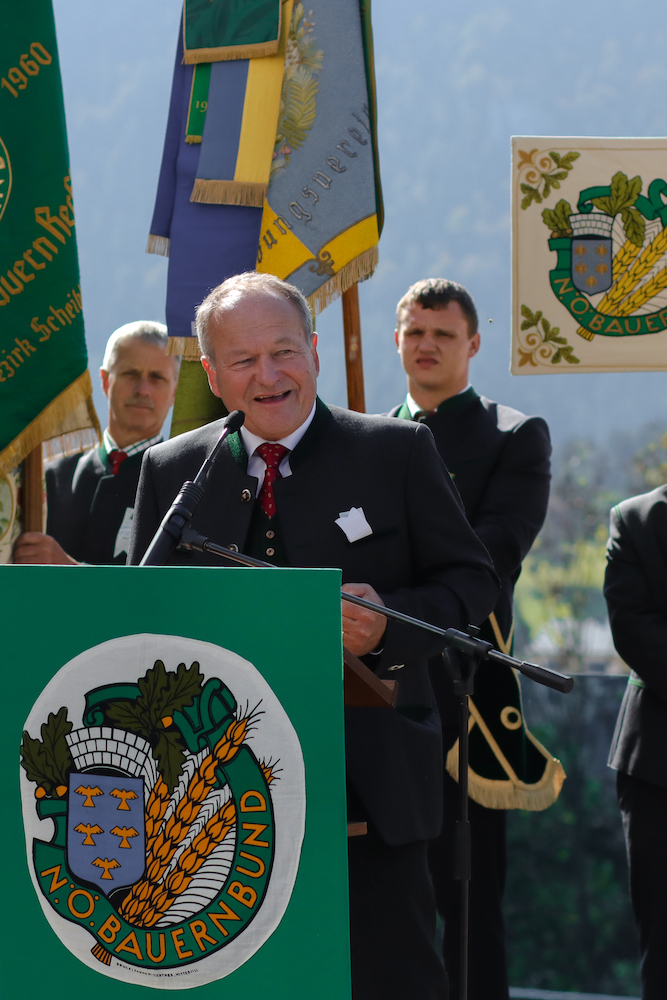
left=505, top=425, right=667, bottom=994
left=506, top=677, right=639, bottom=995
left=513, top=427, right=666, bottom=672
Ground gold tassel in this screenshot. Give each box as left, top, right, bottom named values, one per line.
left=190, top=178, right=267, bottom=207
left=167, top=336, right=202, bottom=360
left=307, top=247, right=379, bottom=315
left=445, top=699, right=566, bottom=812
left=185, top=135, right=203, bottom=145
left=182, top=40, right=280, bottom=64
left=0, top=371, right=100, bottom=479
left=146, top=234, right=170, bottom=257
left=446, top=745, right=566, bottom=811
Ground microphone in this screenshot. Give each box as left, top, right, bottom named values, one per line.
left=140, top=409, right=245, bottom=567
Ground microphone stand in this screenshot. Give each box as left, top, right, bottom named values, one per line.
left=142, top=480, right=573, bottom=1000
left=178, top=528, right=573, bottom=694
left=175, top=529, right=573, bottom=1000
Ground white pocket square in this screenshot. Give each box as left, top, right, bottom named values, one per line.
left=335, top=506, right=373, bottom=543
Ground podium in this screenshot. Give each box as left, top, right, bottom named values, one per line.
left=2, top=565, right=352, bottom=997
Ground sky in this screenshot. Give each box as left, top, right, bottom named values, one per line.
left=53, top=0, right=667, bottom=442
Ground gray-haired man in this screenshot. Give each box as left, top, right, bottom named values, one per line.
left=128, top=271, right=500, bottom=999
left=13, top=320, right=179, bottom=565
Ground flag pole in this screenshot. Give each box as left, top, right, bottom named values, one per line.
left=21, top=446, right=43, bottom=532
left=342, top=284, right=366, bottom=413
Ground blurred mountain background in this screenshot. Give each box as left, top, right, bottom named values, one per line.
left=53, top=0, right=667, bottom=439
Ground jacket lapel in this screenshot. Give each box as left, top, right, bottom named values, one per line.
left=190, top=445, right=258, bottom=552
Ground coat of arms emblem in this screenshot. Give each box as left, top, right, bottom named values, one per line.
left=512, top=139, right=667, bottom=374
left=542, top=173, right=667, bottom=341
left=20, top=635, right=305, bottom=988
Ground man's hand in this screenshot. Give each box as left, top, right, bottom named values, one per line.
left=13, top=532, right=79, bottom=565
left=341, top=583, right=387, bottom=657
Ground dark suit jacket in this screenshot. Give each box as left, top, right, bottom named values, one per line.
left=605, top=486, right=667, bottom=788
left=46, top=447, right=143, bottom=564
left=390, top=390, right=551, bottom=734
left=128, top=401, right=499, bottom=845
left=390, top=389, right=551, bottom=640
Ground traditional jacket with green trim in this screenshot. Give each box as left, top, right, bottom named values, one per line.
left=390, top=389, right=564, bottom=810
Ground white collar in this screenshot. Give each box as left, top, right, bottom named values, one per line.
left=406, top=384, right=472, bottom=417
left=103, top=427, right=163, bottom=458
left=240, top=400, right=317, bottom=458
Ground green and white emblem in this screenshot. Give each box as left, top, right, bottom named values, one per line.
left=512, top=137, right=667, bottom=373
left=20, top=634, right=305, bottom=990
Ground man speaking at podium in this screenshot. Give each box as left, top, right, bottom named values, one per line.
left=128, top=272, right=499, bottom=999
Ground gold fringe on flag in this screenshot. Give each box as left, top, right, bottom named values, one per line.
left=43, top=396, right=101, bottom=462
left=183, top=40, right=280, bottom=65
left=445, top=612, right=566, bottom=811
left=43, top=428, right=99, bottom=462
left=167, top=336, right=202, bottom=360
left=307, top=247, right=379, bottom=315
left=146, top=234, right=171, bottom=257
left=446, top=699, right=566, bottom=811
left=190, top=178, right=267, bottom=207
left=0, top=371, right=101, bottom=478
left=185, top=135, right=202, bottom=145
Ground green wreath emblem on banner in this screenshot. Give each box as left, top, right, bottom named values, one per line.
left=544, top=173, right=667, bottom=340
left=21, top=659, right=278, bottom=971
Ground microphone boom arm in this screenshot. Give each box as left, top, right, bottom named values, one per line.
left=178, top=528, right=574, bottom=695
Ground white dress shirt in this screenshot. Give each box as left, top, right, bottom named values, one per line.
left=102, top=428, right=163, bottom=458
left=240, top=401, right=317, bottom=495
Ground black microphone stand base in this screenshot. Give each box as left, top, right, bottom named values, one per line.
left=441, top=628, right=486, bottom=1000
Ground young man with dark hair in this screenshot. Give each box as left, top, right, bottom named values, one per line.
left=390, top=278, right=553, bottom=1000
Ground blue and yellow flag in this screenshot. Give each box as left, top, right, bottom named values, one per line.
left=147, top=0, right=382, bottom=432
left=147, top=30, right=263, bottom=354
left=256, top=0, right=383, bottom=312
left=190, top=4, right=291, bottom=207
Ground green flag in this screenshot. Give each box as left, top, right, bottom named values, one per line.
left=0, top=0, right=98, bottom=478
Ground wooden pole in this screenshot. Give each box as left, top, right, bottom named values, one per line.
left=341, top=284, right=366, bottom=412
left=21, top=445, right=43, bottom=532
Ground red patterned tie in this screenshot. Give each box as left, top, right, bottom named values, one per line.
left=108, top=449, right=128, bottom=475
left=255, top=443, right=289, bottom=518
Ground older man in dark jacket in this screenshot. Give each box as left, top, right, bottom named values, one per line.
left=129, top=271, right=499, bottom=1000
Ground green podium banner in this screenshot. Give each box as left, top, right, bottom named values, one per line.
left=1, top=565, right=350, bottom=997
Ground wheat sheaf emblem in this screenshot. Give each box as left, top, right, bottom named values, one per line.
left=543, top=171, right=667, bottom=344
left=22, top=658, right=280, bottom=970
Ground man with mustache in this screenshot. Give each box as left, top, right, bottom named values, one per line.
left=13, top=321, right=179, bottom=565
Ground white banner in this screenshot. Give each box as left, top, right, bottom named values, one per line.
left=512, top=136, right=667, bottom=374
